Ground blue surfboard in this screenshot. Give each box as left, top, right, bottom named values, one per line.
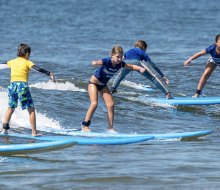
left=62, top=129, right=213, bottom=140
left=0, top=140, right=76, bottom=155
left=0, top=133, right=154, bottom=146
left=147, top=97, right=220, bottom=106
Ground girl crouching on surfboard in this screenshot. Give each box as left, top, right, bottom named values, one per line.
left=82, top=45, right=145, bottom=133
left=184, top=34, right=220, bottom=97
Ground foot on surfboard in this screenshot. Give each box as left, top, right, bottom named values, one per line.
left=107, top=128, right=118, bottom=134
left=192, top=93, right=206, bottom=98
left=82, top=126, right=91, bottom=133
left=192, top=93, right=200, bottom=98
left=2, top=129, right=8, bottom=135
left=166, top=92, right=173, bottom=99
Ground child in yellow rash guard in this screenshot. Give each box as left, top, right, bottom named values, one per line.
left=7, top=57, right=34, bottom=82
left=1, top=44, right=55, bottom=136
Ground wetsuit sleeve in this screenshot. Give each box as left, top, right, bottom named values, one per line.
left=148, top=59, right=164, bottom=78
left=32, top=65, right=51, bottom=76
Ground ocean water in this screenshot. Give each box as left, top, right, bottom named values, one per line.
left=0, top=0, right=220, bottom=189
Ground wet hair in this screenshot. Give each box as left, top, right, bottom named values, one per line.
left=134, top=40, right=148, bottom=50
left=17, top=44, right=31, bottom=57
left=111, top=45, right=124, bottom=56
left=215, top=34, right=220, bottom=42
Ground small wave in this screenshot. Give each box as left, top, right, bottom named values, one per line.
left=0, top=65, right=8, bottom=70
left=29, top=81, right=86, bottom=92
left=121, top=80, right=155, bottom=92
left=0, top=90, right=63, bottom=133
left=126, top=95, right=174, bottom=108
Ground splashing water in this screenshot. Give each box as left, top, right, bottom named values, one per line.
left=29, top=81, right=86, bottom=92
left=0, top=90, right=63, bottom=133
left=120, top=80, right=155, bottom=92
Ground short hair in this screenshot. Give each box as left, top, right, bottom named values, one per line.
left=111, top=45, right=124, bottom=56
left=134, top=40, right=148, bottom=50
left=215, top=34, right=220, bottom=42
left=17, top=44, right=31, bottom=57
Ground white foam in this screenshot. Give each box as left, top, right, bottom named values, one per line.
left=121, top=80, right=154, bottom=92
left=29, top=81, right=86, bottom=92
left=126, top=95, right=174, bottom=108
left=0, top=65, right=8, bottom=70
left=0, top=90, right=63, bottom=133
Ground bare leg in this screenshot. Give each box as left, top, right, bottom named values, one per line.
left=2, top=108, right=15, bottom=134
left=194, top=62, right=216, bottom=97
left=28, top=107, right=38, bottom=136
left=82, top=84, right=99, bottom=132
left=100, top=86, right=115, bottom=131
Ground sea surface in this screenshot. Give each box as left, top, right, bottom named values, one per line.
left=0, top=0, right=220, bottom=189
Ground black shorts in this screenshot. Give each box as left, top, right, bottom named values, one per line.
left=88, top=81, right=106, bottom=91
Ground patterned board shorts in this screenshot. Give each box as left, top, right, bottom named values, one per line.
left=8, top=82, right=34, bottom=110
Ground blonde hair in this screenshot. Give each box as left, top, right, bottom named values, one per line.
left=134, top=40, right=147, bottom=50
left=111, top=45, right=124, bottom=56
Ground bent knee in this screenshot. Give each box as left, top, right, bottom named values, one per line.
left=106, top=101, right=115, bottom=109
left=90, top=102, right=98, bottom=109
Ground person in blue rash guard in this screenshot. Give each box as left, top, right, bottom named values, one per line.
left=184, top=34, right=220, bottom=97
left=82, top=45, right=145, bottom=133
left=111, top=40, right=172, bottom=99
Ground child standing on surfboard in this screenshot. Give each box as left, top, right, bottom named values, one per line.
left=184, top=34, right=220, bottom=97
left=1, top=44, right=55, bottom=136
left=111, top=40, right=172, bottom=99
left=82, top=45, right=145, bottom=133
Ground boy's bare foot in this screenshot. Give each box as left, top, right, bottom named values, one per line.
left=32, top=133, right=42, bottom=137
left=2, top=129, right=8, bottom=135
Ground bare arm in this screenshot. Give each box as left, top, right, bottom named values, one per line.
left=148, top=59, right=164, bottom=77
left=91, top=60, right=103, bottom=66
left=184, top=49, right=207, bottom=66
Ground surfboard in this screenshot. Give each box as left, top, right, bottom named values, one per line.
left=146, top=97, right=220, bottom=106
left=0, top=133, right=154, bottom=146
left=0, top=140, right=76, bottom=155
left=59, top=129, right=213, bottom=140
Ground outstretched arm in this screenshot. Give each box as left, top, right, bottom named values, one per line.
left=148, top=59, right=164, bottom=78
left=91, top=60, right=103, bottom=67
left=141, top=61, right=169, bottom=85
left=124, top=63, right=145, bottom=73
left=184, top=49, right=206, bottom=66
left=31, top=65, right=55, bottom=82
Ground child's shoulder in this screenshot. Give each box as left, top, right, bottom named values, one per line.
left=102, top=57, right=111, bottom=63
left=206, top=44, right=216, bottom=52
